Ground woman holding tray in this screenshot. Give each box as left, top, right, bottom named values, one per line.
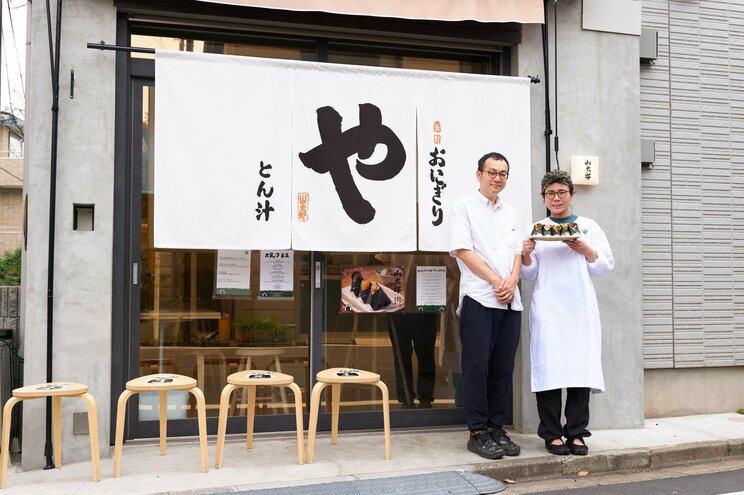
left=521, top=170, right=614, bottom=456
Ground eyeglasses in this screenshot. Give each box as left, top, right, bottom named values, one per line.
left=543, top=190, right=570, bottom=199
left=483, top=169, right=509, bottom=180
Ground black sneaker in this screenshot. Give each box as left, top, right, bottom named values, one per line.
left=490, top=428, right=521, bottom=456
left=467, top=430, right=505, bottom=459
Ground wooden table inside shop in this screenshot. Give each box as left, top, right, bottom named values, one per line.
left=141, top=310, right=223, bottom=342
left=139, top=345, right=310, bottom=412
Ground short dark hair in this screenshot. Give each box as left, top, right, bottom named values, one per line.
left=477, top=152, right=510, bottom=174
left=540, top=169, right=574, bottom=195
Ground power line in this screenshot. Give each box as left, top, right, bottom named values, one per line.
left=0, top=164, right=22, bottom=182
left=1, top=37, right=15, bottom=116
left=5, top=0, right=23, bottom=96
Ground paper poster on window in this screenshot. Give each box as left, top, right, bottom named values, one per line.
left=416, top=266, right=446, bottom=312
left=215, top=250, right=251, bottom=297
left=259, top=250, right=294, bottom=299
left=340, top=265, right=405, bottom=313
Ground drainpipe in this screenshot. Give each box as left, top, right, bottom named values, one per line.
left=541, top=0, right=553, bottom=175
left=43, top=0, right=63, bottom=470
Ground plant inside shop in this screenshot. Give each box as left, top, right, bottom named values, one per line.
left=234, top=317, right=277, bottom=344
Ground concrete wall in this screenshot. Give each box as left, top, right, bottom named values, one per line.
left=514, top=0, right=645, bottom=432
left=645, top=368, right=744, bottom=417
left=21, top=0, right=116, bottom=468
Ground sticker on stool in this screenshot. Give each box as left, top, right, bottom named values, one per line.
left=147, top=375, right=178, bottom=384
left=336, top=369, right=360, bottom=377
left=36, top=383, right=68, bottom=391
left=247, top=371, right=274, bottom=379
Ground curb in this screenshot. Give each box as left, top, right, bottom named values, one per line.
left=473, top=438, right=744, bottom=482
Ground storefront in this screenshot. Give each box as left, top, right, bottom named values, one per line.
left=23, top=0, right=646, bottom=470
left=114, top=2, right=533, bottom=440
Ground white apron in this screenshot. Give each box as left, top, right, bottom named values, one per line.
left=521, top=216, right=614, bottom=393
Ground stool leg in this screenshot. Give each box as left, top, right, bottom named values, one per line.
left=375, top=381, right=391, bottom=461
left=306, top=382, right=326, bottom=464
left=0, top=397, right=21, bottom=488
left=241, top=358, right=253, bottom=414
left=52, top=396, right=62, bottom=468
left=246, top=386, right=256, bottom=449
left=189, top=387, right=209, bottom=473
left=331, top=383, right=341, bottom=445
left=274, top=357, right=289, bottom=414
left=287, top=382, right=304, bottom=464
left=216, top=384, right=237, bottom=469
left=159, top=390, right=169, bottom=455
left=80, top=392, right=101, bottom=482
left=113, top=390, right=135, bottom=478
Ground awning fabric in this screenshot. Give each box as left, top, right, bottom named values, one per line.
left=195, top=0, right=544, bottom=24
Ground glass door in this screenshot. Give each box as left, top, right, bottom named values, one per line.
left=316, top=252, right=468, bottom=429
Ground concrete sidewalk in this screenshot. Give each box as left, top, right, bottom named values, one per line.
left=3, top=412, right=744, bottom=494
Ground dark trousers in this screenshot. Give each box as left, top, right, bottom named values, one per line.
left=535, top=387, right=591, bottom=441
left=388, top=313, right=437, bottom=404
left=459, top=296, right=521, bottom=431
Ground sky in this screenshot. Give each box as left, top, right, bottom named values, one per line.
left=1, top=0, right=26, bottom=119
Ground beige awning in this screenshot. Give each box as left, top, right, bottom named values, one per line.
left=195, top=0, right=544, bottom=24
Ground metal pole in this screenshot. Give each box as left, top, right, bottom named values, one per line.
left=43, top=0, right=63, bottom=470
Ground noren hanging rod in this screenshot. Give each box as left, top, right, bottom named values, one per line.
left=86, top=40, right=155, bottom=54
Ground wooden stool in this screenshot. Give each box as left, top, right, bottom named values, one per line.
left=306, top=368, right=390, bottom=463
left=233, top=348, right=288, bottom=414
left=215, top=370, right=304, bottom=468
left=0, top=382, right=100, bottom=488
left=113, top=374, right=208, bottom=477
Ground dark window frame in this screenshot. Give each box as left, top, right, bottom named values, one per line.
left=113, top=7, right=514, bottom=440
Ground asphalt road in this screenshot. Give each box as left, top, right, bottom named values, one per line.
left=527, top=468, right=744, bottom=495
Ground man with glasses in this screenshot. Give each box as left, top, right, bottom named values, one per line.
left=449, top=152, right=522, bottom=459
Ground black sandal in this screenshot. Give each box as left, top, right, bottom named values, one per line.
left=545, top=438, right=569, bottom=455
left=567, top=437, right=588, bottom=455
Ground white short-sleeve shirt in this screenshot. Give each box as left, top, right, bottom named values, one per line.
left=449, top=191, right=523, bottom=313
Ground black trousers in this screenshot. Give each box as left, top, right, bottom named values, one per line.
left=459, top=296, right=521, bottom=431
left=388, top=313, right=438, bottom=404
left=535, top=387, right=591, bottom=441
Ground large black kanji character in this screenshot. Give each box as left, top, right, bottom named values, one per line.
left=255, top=200, right=274, bottom=221
left=298, top=103, right=406, bottom=225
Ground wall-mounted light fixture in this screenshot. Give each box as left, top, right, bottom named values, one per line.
left=570, top=156, right=600, bottom=185
left=641, top=138, right=656, bottom=166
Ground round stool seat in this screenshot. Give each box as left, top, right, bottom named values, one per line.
left=227, top=370, right=294, bottom=387
left=13, top=382, right=88, bottom=398
left=316, top=368, right=380, bottom=384
left=125, top=373, right=197, bottom=392
left=235, top=347, right=286, bottom=358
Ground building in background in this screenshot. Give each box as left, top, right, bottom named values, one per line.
left=0, top=111, right=23, bottom=254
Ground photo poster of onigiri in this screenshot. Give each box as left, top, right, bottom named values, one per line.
left=340, top=265, right=405, bottom=313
